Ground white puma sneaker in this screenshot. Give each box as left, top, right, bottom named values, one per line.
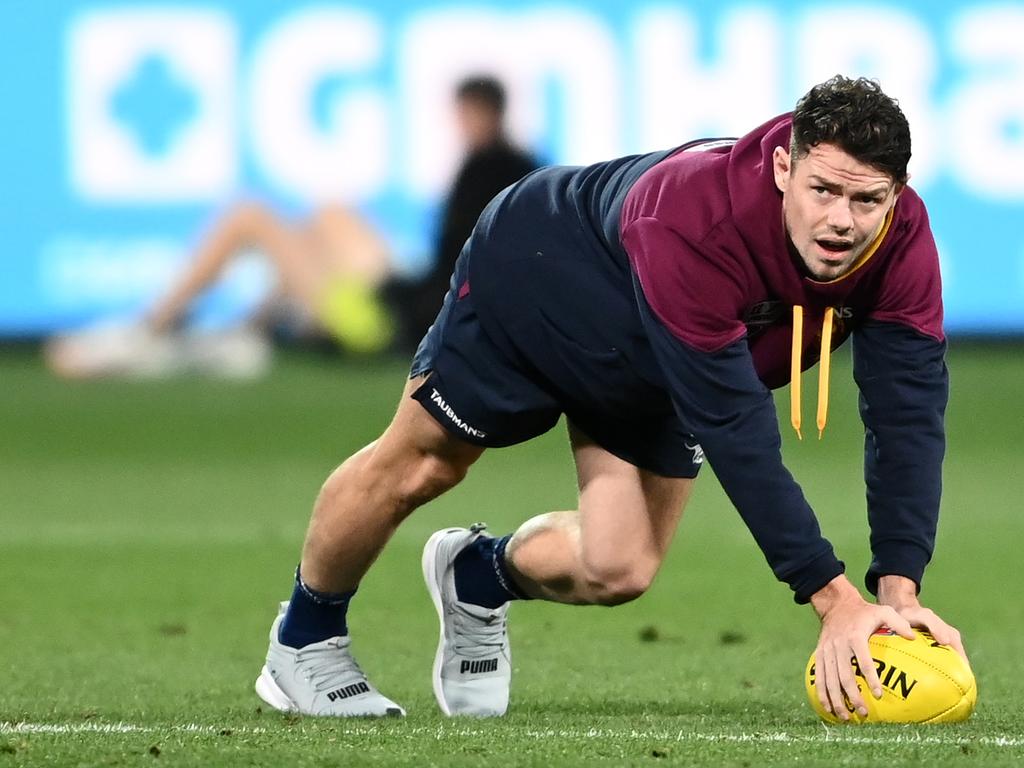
left=254, top=604, right=405, bottom=717
left=422, top=525, right=512, bottom=717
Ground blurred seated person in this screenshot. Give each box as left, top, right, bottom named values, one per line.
left=45, top=202, right=394, bottom=379
left=384, top=75, right=540, bottom=352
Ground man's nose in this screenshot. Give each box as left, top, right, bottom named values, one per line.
left=827, top=199, right=853, bottom=234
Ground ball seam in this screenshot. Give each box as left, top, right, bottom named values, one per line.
left=871, top=641, right=971, bottom=697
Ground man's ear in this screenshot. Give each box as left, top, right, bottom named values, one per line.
left=773, top=146, right=791, bottom=194
left=892, top=175, right=908, bottom=204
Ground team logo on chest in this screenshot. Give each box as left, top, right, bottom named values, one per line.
left=743, top=301, right=855, bottom=337
left=743, top=300, right=786, bottom=337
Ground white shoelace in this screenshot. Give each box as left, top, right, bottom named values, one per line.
left=451, top=603, right=507, bottom=657
left=295, top=639, right=367, bottom=693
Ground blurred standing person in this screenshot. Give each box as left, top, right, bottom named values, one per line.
left=386, top=75, right=539, bottom=351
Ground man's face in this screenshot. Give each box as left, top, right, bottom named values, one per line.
left=773, top=142, right=901, bottom=281
left=454, top=98, right=502, bottom=151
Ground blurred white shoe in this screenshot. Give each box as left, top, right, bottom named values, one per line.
left=46, top=323, right=272, bottom=380
left=183, top=327, right=271, bottom=379
left=45, top=321, right=185, bottom=380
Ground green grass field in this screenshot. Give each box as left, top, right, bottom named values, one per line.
left=1, top=343, right=1022, bottom=767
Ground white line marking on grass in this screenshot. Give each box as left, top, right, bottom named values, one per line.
left=0, top=723, right=266, bottom=736
left=2, top=722, right=1021, bottom=748
left=518, top=729, right=1024, bottom=748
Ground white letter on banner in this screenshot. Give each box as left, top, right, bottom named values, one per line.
left=399, top=7, right=621, bottom=199
left=248, top=9, right=387, bottom=202
left=632, top=8, right=781, bottom=150
left=946, top=6, right=1024, bottom=199
left=67, top=9, right=236, bottom=202
left=794, top=6, right=939, bottom=189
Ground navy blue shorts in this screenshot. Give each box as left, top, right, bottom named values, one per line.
left=409, top=177, right=702, bottom=479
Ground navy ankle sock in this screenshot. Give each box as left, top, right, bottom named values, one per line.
left=454, top=534, right=532, bottom=609
left=278, top=567, right=355, bottom=649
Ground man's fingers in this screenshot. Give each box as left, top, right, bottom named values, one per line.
left=897, top=608, right=970, bottom=667
left=814, top=649, right=832, bottom=714
left=952, top=639, right=970, bottom=668
left=931, top=626, right=970, bottom=667
left=922, top=618, right=951, bottom=643
left=852, top=641, right=882, bottom=700
left=885, top=609, right=916, bottom=640
left=835, top=641, right=868, bottom=716
left=823, top=648, right=850, bottom=721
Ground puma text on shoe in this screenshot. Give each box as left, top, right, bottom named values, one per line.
left=254, top=603, right=405, bottom=717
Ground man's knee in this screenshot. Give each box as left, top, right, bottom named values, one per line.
left=320, top=436, right=472, bottom=520
left=393, top=452, right=469, bottom=511
left=349, top=389, right=483, bottom=515
left=582, top=559, right=657, bottom=606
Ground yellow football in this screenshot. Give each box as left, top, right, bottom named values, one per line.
left=805, top=628, right=976, bottom=724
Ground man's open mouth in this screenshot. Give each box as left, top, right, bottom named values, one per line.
left=816, top=239, right=854, bottom=253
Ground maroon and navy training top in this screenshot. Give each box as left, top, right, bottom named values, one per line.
left=617, top=114, right=946, bottom=601
left=474, top=114, right=948, bottom=603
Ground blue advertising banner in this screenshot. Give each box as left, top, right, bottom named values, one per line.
left=1, top=1, right=1022, bottom=334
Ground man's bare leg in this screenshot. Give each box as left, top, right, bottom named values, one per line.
left=256, top=376, right=484, bottom=716
left=504, top=422, right=694, bottom=605
left=422, top=420, right=694, bottom=716
left=299, top=375, right=485, bottom=592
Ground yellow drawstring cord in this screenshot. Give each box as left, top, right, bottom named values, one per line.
left=790, top=306, right=803, bottom=440
left=817, top=307, right=834, bottom=439
left=790, top=306, right=834, bottom=441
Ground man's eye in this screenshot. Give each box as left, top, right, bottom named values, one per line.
left=812, top=186, right=829, bottom=195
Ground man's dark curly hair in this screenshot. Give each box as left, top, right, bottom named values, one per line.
left=791, top=75, right=911, bottom=184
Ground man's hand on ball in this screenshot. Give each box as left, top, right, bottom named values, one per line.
left=810, top=575, right=915, bottom=721
left=876, top=574, right=969, bottom=667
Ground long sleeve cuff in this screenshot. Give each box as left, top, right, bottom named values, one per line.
left=790, top=551, right=846, bottom=604
left=865, top=541, right=931, bottom=596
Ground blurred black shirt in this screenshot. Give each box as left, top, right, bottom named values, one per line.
left=434, top=140, right=539, bottom=284
left=387, top=139, right=538, bottom=351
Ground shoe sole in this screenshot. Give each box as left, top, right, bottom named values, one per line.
left=255, top=666, right=297, bottom=713
left=422, top=527, right=468, bottom=717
